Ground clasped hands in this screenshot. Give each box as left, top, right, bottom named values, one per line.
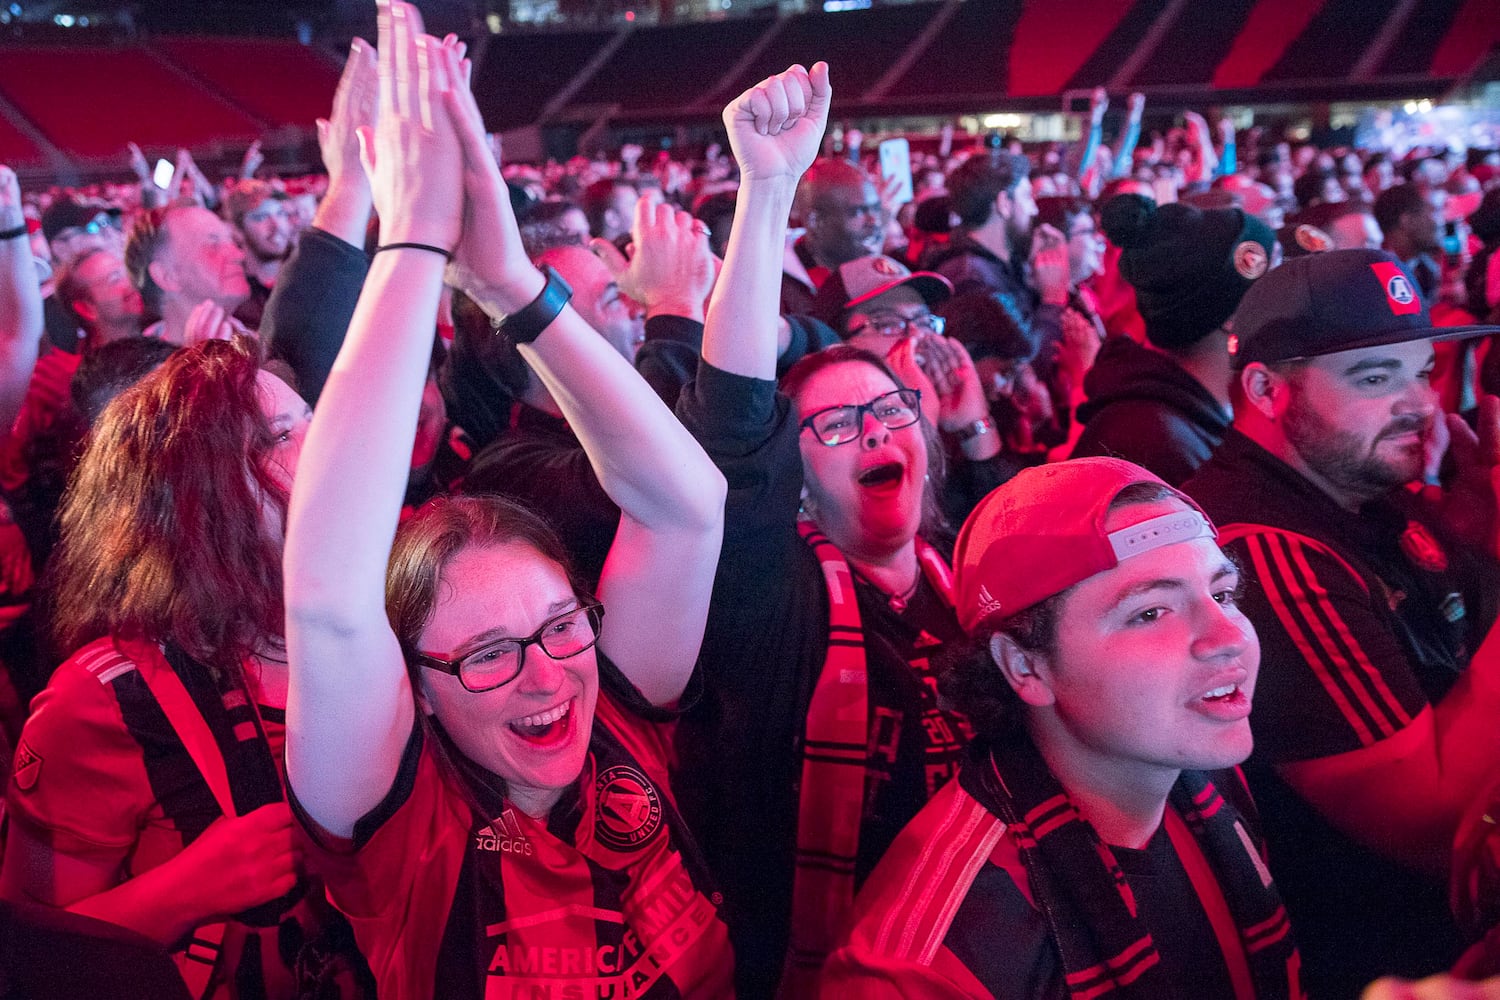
left=363, top=0, right=541, bottom=315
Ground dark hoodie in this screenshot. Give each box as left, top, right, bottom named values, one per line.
left=1070, top=336, right=1230, bottom=486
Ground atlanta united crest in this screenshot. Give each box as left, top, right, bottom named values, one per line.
left=595, top=764, right=663, bottom=851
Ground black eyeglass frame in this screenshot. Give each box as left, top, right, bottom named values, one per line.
left=852, top=312, right=946, bottom=339
left=412, top=601, right=606, bottom=693
left=799, top=388, right=923, bottom=447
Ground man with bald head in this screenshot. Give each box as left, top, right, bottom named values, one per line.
left=782, top=158, right=885, bottom=314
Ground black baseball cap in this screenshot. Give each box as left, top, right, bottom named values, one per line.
left=1227, top=248, right=1498, bottom=369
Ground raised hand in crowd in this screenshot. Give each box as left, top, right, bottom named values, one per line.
left=589, top=192, right=716, bottom=323
left=125, top=140, right=170, bottom=209
left=1425, top=395, right=1500, bottom=558
left=0, top=165, right=42, bottom=434
left=1182, top=109, right=1219, bottom=183
left=314, top=35, right=378, bottom=247
left=172, top=147, right=211, bottom=207
left=126, top=140, right=152, bottom=184
left=707, top=61, right=831, bottom=379
left=240, top=139, right=265, bottom=180
left=1088, top=85, right=1108, bottom=127
left=1055, top=305, right=1102, bottom=407
left=887, top=333, right=1000, bottom=461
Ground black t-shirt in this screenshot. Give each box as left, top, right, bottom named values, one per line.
left=1115, top=825, right=1236, bottom=1000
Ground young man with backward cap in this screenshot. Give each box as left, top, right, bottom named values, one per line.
left=823, top=457, right=1303, bottom=1000
left=1183, top=248, right=1500, bottom=997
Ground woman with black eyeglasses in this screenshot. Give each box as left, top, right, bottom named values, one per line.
left=669, top=63, right=974, bottom=1000
left=281, top=8, right=730, bottom=998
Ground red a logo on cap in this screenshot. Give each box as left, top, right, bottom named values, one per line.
left=1370, top=262, right=1421, bottom=316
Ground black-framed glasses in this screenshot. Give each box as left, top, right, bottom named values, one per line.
left=854, top=312, right=945, bottom=339
left=413, top=602, right=605, bottom=693
left=800, top=388, right=922, bottom=447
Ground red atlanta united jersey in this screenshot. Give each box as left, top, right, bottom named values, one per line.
left=298, top=688, right=734, bottom=1000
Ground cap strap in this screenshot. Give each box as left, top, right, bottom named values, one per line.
left=1108, top=510, right=1215, bottom=562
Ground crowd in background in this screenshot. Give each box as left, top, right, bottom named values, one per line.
left=1, top=7, right=1500, bottom=999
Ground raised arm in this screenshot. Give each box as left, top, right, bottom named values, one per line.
left=1068, top=87, right=1107, bottom=181
left=262, top=39, right=377, bottom=403
left=0, top=167, right=42, bottom=434
left=284, top=0, right=463, bottom=837
left=1111, top=93, right=1144, bottom=180
left=703, top=63, right=831, bottom=380
left=444, top=55, right=724, bottom=708
left=310, top=40, right=378, bottom=251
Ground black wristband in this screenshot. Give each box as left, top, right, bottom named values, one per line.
left=493, top=265, right=573, bottom=344
left=0, top=224, right=28, bottom=242
left=374, top=241, right=453, bottom=260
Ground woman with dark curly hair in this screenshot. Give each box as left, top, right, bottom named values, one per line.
left=0, top=329, right=370, bottom=1000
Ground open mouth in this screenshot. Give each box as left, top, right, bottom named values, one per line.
left=508, top=698, right=575, bottom=747
left=857, top=462, right=904, bottom=488
left=1201, top=683, right=1239, bottom=703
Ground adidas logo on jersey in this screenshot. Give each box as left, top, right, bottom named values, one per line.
left=475, top=809, right=534, bottom=856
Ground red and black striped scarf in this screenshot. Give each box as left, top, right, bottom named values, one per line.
left=976, top=730, right=1302, bottom=1000
left=783, top=520, right=955, bottom=997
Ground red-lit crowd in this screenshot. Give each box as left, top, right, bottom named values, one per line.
left=2, top=6, right=1500, bottom=1000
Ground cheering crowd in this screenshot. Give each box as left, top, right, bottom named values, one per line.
left=3, top=4, right=1500, bottom=999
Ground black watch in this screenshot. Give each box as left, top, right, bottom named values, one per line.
left=492, top=265, right=573, bottom=344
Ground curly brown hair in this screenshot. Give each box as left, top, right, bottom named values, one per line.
left=48, top=336, right=288, bottom=677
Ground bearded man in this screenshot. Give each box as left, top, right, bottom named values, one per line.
left=1185, top=248, right=1500, bottom=998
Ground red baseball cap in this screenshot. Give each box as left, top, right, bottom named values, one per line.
left=954, top=458, right=1218, bottom=634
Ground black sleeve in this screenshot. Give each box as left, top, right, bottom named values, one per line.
left=1070, top=402, right=1213, bottom=488
left=676, top=360, right=799, bottom=538
left=261, top=228, right=370, bottom=407
left=634, top=314, right=703, bottom=408
left=939, top=446, right=1022, bottom=528
left=599, top=652, right=703, bottom=722
left=776, top=314, right=842, bottom=377
left=438, top=308, right=518, bottom=452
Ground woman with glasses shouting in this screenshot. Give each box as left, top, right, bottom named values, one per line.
left=281, top=6, right=730, bottom=998
left=671, top=61, right=974, bottom=1000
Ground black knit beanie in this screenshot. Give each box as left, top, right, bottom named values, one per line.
left=1101, top=194, right=1277, bottom=351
